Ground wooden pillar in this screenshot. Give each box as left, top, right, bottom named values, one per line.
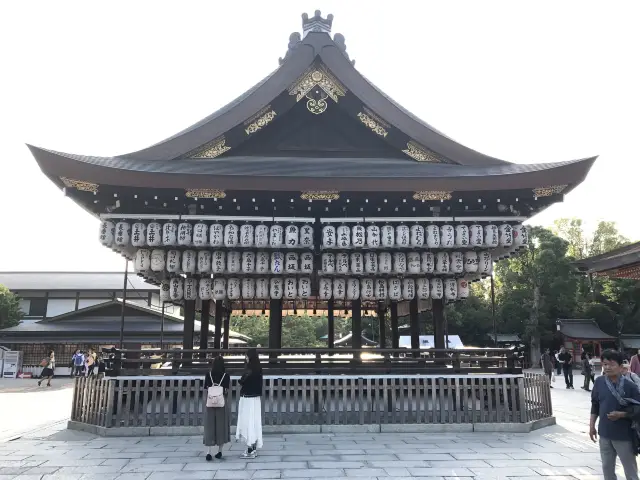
left=432, top=299, right=446, bottom=356
left=327, top=298, right=335, bottom=349
left=222, top=307, right=231, bottom=350
left=390, top=302, right=399, bottom=352
left=410, top=297, right=420, bottom=357
left=183, top=300, right=196, bottom=361
left=352, top=299, right=362, bottom=350
left=199, top=300, right=210, bottom=358
left=377, top=302, right=386, bottom=349
left=213, top=301, right=223, bottom=350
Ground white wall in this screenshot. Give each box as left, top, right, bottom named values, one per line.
left=45, top=299, right=78, bottom=317
left=77, top=299, right=109, bottom=310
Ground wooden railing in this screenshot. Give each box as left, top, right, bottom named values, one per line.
left=104, top=347, right=523, bottom=376
left=70, top=372, right=552, bottom=429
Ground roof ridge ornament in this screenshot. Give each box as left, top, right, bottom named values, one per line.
left=302, top=10, right=333, bottom=37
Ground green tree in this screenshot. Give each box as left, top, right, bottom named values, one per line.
left=553, top=218, right=587, bottom=259
left=0, top=285, right=23, bottom=329
left=589, top=221, right=629, bottom=257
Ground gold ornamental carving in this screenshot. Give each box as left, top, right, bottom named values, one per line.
left=402, top=141, right=442, bottom=163
left=185, top=189, right=226, bottom=199
left=189, top=136, right=231, bottom=159
left=357, top=112, right=388, bottom=137
left=532, top=185, right=568, bottom=197
left=60, top=177, right=98, bottom=193
left=412, top=191, right=453, bottom=201
left=289, top=65, right=346, bottom=115
left=244, top=108, right=277, bottom=135
left=300, top=190, right=340, bottom=201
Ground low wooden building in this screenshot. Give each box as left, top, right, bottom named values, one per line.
left=556, top=318, right=616, bottom=363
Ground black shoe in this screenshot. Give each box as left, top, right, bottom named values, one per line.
left=215, top=452, right=222, bottom=459
left=570, top=386, right=574, bottom=389
left=206, top=453, right=212, bottom=462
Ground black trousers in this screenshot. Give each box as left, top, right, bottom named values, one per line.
left=563, top=365, right=573, bottom=387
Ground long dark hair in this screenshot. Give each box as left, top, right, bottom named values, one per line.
left=210, top=355, right=225, bottom=380
left=246, top=348, right=261, bottom=373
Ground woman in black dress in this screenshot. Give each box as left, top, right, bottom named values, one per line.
left=203, top=356, right=231, bottom=461
left=38, top=350, right=55, bottom=387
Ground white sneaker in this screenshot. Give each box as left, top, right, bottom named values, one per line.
left=240, top=450, right=257, bottom=459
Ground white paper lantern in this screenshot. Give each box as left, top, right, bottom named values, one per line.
left=160, top=280, right=171, bottom=302
left=99, top=221, right=115, bottom=247
left=513, top=224, right=528, bottom=247
left=457, top=278, right=470, bottom=299
left=464, top=251, right=479, bottom=273
left=421, top=252, right=435, bottom=273
left=435, top=252, right=450, bottom=274
left=337, top=225, right=351, bottom=248
left=469, top=224, right=483, bottom=247
left=269, top=224, right=283, bottom=248
left=379, top=252, right=392, bottom=273
left=388, top=278, right=402, bottom=301
left=166, top=250, right=181, bottom=273
left=242, top=278, right=255, bottom=299
left=319, top=278, right=332, bottom=300
left=381, top=225, right=395, bottom=247
left=322, top=225, right=336, bottom=248
left=134, top=249, right=151, bottom=271
left=240, top=224, right=254, bottom=247
left=131, top=223, right=146, bottom=247
left=455, top=225, right=469, bottom=248
left=256, top=251, right=270, bottom=274
left=162, top=223, right=177, bottom=246
left=115, top=221, right=130, bottom=247
left=285, top=225, right=299, bottom=247
left=440, top=224, right=455, bottom=248
left=227, top=251, right=241, bottom=273
left=365, top=252, right=378, bottom=274
left=351, top=225, right=365, bottom=247
left=209, top=224, right=224, bottom=247
left=227, top=278, right=241, bottom=300
left=178, top=222, right=193, bottom=246
left=184, top=279, right=199, bottom=302
left=322, top=253, right=335, bottom=274
left=300, top=224, right=314, bottom=247
left=299, top=277, right=311, bottom=298
left=346, top=278, right=360, bottom=300
left=372, top=279, right=385, bottom=300
left=484, top=224, right=499, bottom=247
left=212, top=278, right=226, bottom=300
left=181, top=250, right=196, bottom=274
left=271, top=251, right=284, bottom=274
left=197, top=251, right=212, bottom=273
left=350, top=252, right=364, bottom=275
left=426, top=225, right=440, bottom=248
left=254, top=224, right=269, bottom=248
left=479, top=251, right=493, bottom=274
left=300, top=252, right=314, bottom=273
left=499, top=224, right=513, bottom=247
left=430, top=278, right=443, bottom=299
left=336, top=253, right=349, bottom=274
left=396, top=225, right=410, bottom=248
left=361, top=278, right=375, bottom=300
left=393, top=252, right=407, bottom=274
left=199, top=278, right=212, bottom=300
left=333, top=278, right=346, bottom=299
left=366, top=225, right=380, bottom=248
left=211, top=251, right=226, bottom=274
left=285, top=252, right=299, bottom=273
left=410, top=225, right=424, bottom=247
left=193, top=223, right=208, bottom=247
left=170, top=277, right=183, bottom=301
left=407, top=252, right=421, bottom=274
left=270, top=277, right=283, bottom=299
left=255, top=278, right=269, bottom=299
left=284, top=277, right=297, bottom=299
left=417, top=278, right=430, bottom=299
left=242, top=252, right=255, bottom=273
left=444, top=278, right=458, bottom=301
left=402, top=278, right=416, bottom=300
left=150, top=249, right=166, bottom=272
left=146, top=222, right=162, bottom=247
left=224, top=224, right=239, bottom=247
left=450, top=251, right=464, bottom=274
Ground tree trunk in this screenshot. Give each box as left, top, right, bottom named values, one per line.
left=528, top=284, right=541, bottom=368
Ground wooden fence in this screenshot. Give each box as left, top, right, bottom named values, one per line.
left=71, top=373, right=552, bottom=429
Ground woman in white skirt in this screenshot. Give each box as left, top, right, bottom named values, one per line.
left=236, top=348, right=263, bottom=459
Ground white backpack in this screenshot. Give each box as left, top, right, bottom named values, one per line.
left=206, top=373, right=226, bottom=408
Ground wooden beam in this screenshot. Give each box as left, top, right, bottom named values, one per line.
left=327, top=298, right=335, bottom=349
left=183, top=300, right=196, bottom=360
left=433, top=299, right=445, bottom=356
left=390, top=302, right=399, bottom=350
left=410, top=297, right=420, bottom=356
left=222, top=307, right=231, bottom=350
left=213, top=301, right=223, bottom=349
left=377, top=302, right=386, bottom=349
left=352, top=299, right=362, bottom=350
left=200, top=300, right=210, bottom=358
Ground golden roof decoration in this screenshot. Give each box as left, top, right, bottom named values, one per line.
left=402, top=141, right=442, bottom=163
left=188, top=136, right=231, bottom=159
left=412, top=191, right=453, bottom=201
left=185, top=189, right=226, bottom=199
left=289, top=65, right=346, bottom=103
left=533, top=185, right=568, bottom=197
left=244, top=106, right=277, bottom=135
left=60, top=177, right=98, bottom=193
left=300, top=191, right=340, bottom=201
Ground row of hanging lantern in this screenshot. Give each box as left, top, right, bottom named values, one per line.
left=320, top=251, right=493, bottom=275
left=133, top=249, right=315, bottom=275
left=100, top=221, right=314, bottom=249
left=159, top=277, right=312, bottom=302
left=316, top=277, right=470, bottom=301
left=320, top=224, right=527, bottom=249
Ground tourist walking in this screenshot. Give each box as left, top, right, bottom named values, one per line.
left=590, top=349, right=640, bottom=480
left=582, top=353, right=594, bottom=391
left=38, top=350, right=55, bottom=387
left=236, top=348, right=263, bottom=459
left=623, top=360, right=640, bottom=389
left=85, top=349, right=96, bottom=376
left=554, top=350, right=562, bottom=375
left=558, top=347, right=574, bottom=389
left=541, top=348, right=554, bottom=387
left=203, top=356, right=231, bottom=461
left=72, top=350, right=84, bottom=376
left=631, top=350, right=640, bottom=375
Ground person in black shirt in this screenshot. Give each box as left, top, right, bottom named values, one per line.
left=235, top=348, right=263, bottom=459
left=558, top=347, right=574, bottom=389
left=203, top=356, right=231, bottom=461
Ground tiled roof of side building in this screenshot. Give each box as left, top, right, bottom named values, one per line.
left=0, top=272, right=156, bottom=291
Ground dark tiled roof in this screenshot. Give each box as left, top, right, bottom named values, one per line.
left=621, top=335, right=640, bottom=350
left=492, top=334, right=522, bottom=343
left=557, top=319, right=614, bottom=340
left=573, top=242, right=640, bottom=274
left=0, top=272, right=155, bottom=292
